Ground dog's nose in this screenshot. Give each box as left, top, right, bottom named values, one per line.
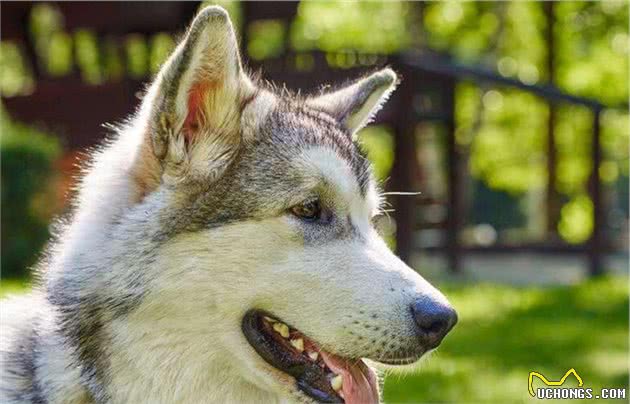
left=411, top=298, right=457, bottom=349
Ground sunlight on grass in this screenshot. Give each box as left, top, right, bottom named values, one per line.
left=384, top=276, right=629, bottom=403
left=0, top=279, right=31, bottom=298
left=443, top=282, right=544, bottom=322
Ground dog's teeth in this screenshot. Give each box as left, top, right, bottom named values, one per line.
left=263, top=316, right=276, bottom=323
left=331, top=374, right=343, bottom=391
left=308, top=351, right=319, bottom=361
left=290, top=338, right=304, bottom=352
left=273, top=322, right=290, bottom=338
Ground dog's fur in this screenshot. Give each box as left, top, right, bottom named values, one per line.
left=1, top=7, right=454, bottom=404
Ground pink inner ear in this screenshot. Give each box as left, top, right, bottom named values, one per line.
left=184, top=80, right=216, bottom=141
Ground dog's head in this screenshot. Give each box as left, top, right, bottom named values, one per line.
left=129, top=6, right=456, bottom=403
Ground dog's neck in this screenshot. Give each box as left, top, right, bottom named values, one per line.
left=101, top=309, right=282, bottom=403
left=37, top=321, right=281, bottom=404
left=40, top=134, right=281, bottom=403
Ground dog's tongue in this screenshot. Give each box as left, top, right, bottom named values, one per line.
left=320, top=351, right=379, bottom=404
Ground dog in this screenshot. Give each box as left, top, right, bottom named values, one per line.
left=0, top=6, right=457, bottom=404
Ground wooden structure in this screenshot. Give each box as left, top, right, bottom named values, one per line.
left=2, top=1, right=623, bottom=276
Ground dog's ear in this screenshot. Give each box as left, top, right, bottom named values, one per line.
left=137, top=6, right=254, bottom=191
left=308, top=69, right=397, bottom=136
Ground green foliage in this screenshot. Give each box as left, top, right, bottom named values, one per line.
left=1, top=108, right=61, bottom=279
left=75, top=29, right=103, bottom=84
left=555, top=105, right=593, bottom=196
left=47, top=31, right=72, bottom=77
left=8, top=2, right=185, bottom=84
left=503, top=2, right=547, bottom=82
left=102, top=38, right=125, bottom=81
left=149, top=33, right=175, bottom=75
left=601, top=109, right=629, bottom=178
left=0, top=279, right=31, bottom=298
left=384, top=276, right=629, bottom=403
left=558, top=194, right=594, bottom=244
left=291, top=1, right=410, bottom=53
left=424, top=1, right=629, bottom=242
left=468, top=88, right=548, bottom=193
left=248, top=20, right=286, bottom=60
left=358, top=126, right=395, bottom=182
left=1, top=1, right=627, bottom=245
left=29, top=2, right=67, bottom=76
left=555, top=1, right=629, bottom=105
left=125, top=34, right=149, bottom=79
left=0, top=42, right=34, bottom=96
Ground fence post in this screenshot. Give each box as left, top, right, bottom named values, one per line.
left=545, top=1, right=560, bottom=238
left=390, top=65, right=418, bottom=264
left=444, top=78, right=462, bottom=274
left=588, top=108, right=604, bottom=276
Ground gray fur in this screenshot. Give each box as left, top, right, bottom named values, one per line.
left=308, top=69, right=398, bottom=134
left=2, top=309, right=46, bottom=403
left=153, top=99, right=373, bottom=238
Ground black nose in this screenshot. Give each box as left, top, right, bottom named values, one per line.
left=411, top=298, right=458, bottom=348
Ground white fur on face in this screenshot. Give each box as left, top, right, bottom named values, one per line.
left=104, top=147, right=449, bottom=403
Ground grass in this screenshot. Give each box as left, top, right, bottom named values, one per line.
left=383, top=276, right=629, bottom=403
left=1, top=276, right=627, bottom=403
left=0, top=278, right=32, bottom=298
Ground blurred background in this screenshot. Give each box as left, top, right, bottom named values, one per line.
left=1, top=1, right=628, bottom=402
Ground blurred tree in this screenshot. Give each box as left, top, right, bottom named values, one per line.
left=125, top=34, right=149, bottom=79
left=149, top=33, right=175, bottom=75
left=248, top=20, right=286, bottom=60
left=1, top=108, right=61, bottom=279
left=29, top=2, right=70, bottom=76
left=0, top=0, right=627, bottom=248
left=0, top=42, right=34, bottom=96
left=359, top=126, right=395, bottom=182
left=75, top=29, right=103, bottom=84
left=421, top=1, right=628, bottom=243
left=291, top=1, right=410, bottom=53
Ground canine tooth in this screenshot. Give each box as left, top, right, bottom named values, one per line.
left=273, top=322, right=290, bottom=338
left=308, top=351, right=319, bottom=361
left=331, top=374, right=343, bottom=391
left=263, top=316, right=276, bottom=323
left=290, top=338, right=304, bottom=352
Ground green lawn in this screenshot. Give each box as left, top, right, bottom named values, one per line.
left=0, top=278, right=32, bottom=298
left=1, top=277, right=627, bottom=403
left=383, top=276, right=629, bottom=403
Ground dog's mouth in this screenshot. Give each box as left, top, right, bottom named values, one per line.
left=242, top=310, right=379, bottom=403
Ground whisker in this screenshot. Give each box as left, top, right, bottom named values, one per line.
left=382, top=209, right=392, bottom=222
left=381, top=191, right=422, bottom=196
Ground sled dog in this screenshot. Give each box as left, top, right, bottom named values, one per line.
left=1, top=6, right=457, bottom=404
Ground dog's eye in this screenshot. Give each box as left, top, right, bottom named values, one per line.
left=290, top=200, right=321, bottom=221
